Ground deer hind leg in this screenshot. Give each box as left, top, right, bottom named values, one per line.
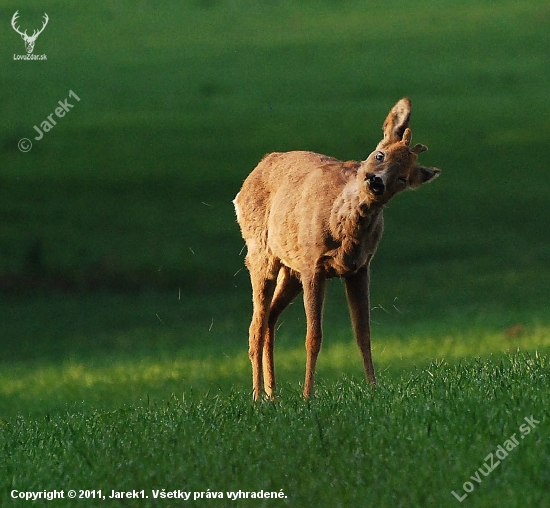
left=345, top=267, right=376, bottom=385
left=263, top=266, right=302, bottom=398
left=246, top=252, right=279, bottom=401
left=302, top=273, right=326, bottom=398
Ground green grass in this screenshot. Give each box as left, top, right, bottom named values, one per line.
left=1, top=292, right=549, bottom=507
left=2, top=355, right=549, bottom=507
left=1, top=0, right=550, bottom=506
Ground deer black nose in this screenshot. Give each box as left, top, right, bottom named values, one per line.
left=366, top=174, right=385, bottom=196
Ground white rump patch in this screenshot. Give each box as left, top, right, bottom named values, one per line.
left=233, top=192, right=241, bottom=220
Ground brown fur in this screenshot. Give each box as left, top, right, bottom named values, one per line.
left=234, top=98, right=441, bottom=399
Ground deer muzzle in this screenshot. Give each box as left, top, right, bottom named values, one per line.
left=365, top=174, right=385, bottom=196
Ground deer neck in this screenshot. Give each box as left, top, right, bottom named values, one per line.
left=330, top=180, right=382, bottom=244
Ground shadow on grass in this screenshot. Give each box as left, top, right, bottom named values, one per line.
left=2, top=309, right=549, bottom=420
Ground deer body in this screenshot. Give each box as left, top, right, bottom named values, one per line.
left=240, top=151, right=383, bottom=278
left=234, top=98, right=440, bottom=400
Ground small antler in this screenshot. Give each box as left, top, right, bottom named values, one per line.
left=402, top=128, right=428, bottom=154
left=411, top=143, right=428, bottom=154
left=402, top=127, right=412, bottom=146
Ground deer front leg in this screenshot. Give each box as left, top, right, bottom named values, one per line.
left=302, top=273, right=326, bottom=398
left=248, top=270, right=277, bottom=401
left=264, top=267, right=302, bottom=398
left=345, top=267, right=376, bottom=385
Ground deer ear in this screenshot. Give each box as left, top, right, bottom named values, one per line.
left=409, top=165, right=441, bottom=188
left=380, top=98, right=411, bottom=146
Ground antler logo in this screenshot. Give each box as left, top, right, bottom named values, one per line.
left=11, top=11, right=49, bottom=54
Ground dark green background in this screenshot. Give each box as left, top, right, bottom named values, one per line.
left=1, top=0, right=549, bottom=387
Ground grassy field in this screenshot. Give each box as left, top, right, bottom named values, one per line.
left=1, top=0, right=550, bottom=506
left=2, top=355, right=549, bottom=507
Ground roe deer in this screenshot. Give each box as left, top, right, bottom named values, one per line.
left=234, top=98, right=440, bottom=400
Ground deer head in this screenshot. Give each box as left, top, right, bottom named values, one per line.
left=361, top=98, right=440, bottom=202
left=11, top=11, right=49, bottom=54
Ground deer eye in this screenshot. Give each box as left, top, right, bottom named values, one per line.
left=374, top=152, right=385, bottom=162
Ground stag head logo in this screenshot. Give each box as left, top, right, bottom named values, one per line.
left=11, top=11, right=49, bottom=54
